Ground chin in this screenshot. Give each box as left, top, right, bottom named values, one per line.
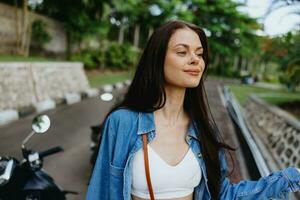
left=167, top=79, right=200, bottom=88
left=186, top=84, right=199, bottom=88
left=184, top=81, right=200, bottom=88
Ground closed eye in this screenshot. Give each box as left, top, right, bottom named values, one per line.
left=177, top=52, right=186, bottom=55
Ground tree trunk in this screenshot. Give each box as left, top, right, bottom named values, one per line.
left=24, top=15, right=32, bottom=57
left=66, top=31, right=71, bottom=60
left=233, top=56, right=239, bottom=71
left=245, top=59, right=250, bottom=72
left=21, top=0, right=28, bottom=56
left=118, top=25, right=125, bottom=44
left=241, top=57, right=247, bottom=71
left=133, top=24, right=140, bottom=48
left=14, top=0, right=21, bottom=54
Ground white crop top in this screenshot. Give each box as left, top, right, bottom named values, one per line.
left=131, top=144, right=201, bottom=199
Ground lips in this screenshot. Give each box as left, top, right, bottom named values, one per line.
left=183, top=69, right=201, bottom=76
left=183, top=69, right=201, bottom=73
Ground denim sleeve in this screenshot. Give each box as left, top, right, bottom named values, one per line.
left=86, top=115, right=116, bottom=200
left=218, top=149, right=300, bottom=200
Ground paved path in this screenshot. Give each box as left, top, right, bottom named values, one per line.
left=205, top=77, right=249, bottom=183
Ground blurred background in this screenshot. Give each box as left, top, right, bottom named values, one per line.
left=0, top=0, right=299, bottom=200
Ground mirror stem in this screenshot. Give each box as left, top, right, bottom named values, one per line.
left=22, top=131, right=35, bottom=148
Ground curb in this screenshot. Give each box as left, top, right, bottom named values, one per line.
left=34, top=99, right=56, bottom=113
left=65, top=92, right=82, bottom=105
left=0, top=109, right=19, bottom=126
left=0, top=79, right=131, bottom=126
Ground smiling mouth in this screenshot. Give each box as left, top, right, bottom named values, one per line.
left=185, top=71, right=200, bottom=76
left=184, top=70, right=200, bottom=76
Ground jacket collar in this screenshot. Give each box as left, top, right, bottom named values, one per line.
left=137, top=111, right=199, bottom=140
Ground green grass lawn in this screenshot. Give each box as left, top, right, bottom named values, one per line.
left=227, top=84, right=300, bottom=105
left=87, top=70, right=134, bottom=88
left=227, top=84, right=300, bottom=119
left=0, top=55, right=60, bottom=61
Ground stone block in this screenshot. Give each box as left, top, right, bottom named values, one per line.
left=34, top=99, right=56, bottom=113
left=0, top=109, right=19, bottom=126
left=65, top=92, right=81, bottom=105
left=102, top=84, right=113, bottom=93
left=85, top=88, right=99, bottom=98
left=115, top=82, right=124, bottom=89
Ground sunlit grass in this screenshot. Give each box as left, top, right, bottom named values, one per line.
left=227, top=84, right=300, bottom=105
left=0, top=55, right=60, bottom=61
left=227, top=84, right=300, bottom=119
left=87, top=70, right=134, bottom=88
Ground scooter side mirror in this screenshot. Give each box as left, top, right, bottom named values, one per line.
left=32, top=115, right=51, bottom=134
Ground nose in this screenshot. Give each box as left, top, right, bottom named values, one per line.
left=188, top=53, right=200, bottom=65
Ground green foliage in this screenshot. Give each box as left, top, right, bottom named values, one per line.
left=105, top=42, right=140, bottom=70
left=70, top=50, right=96, bottom=70
left=70, top=49, right=104, bottom=70
left=105, top=42, right=124, bottom=69
left=70, top=43, right=140, bottom=70
left=34, top=0, right=268, bottom=77
left=261, top=31, right=300, bottom=90
left=34, top=0, right=112, bottom=44
left=31, top=20, right=51, bottom=47
left=122, top=43, right=140, bottom=68
left=208, top=65, right=241, bottom=78
left=279, top=59, right=300, bottom=92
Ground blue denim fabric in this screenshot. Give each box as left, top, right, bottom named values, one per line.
left=86, top=108, right=300, bottom=200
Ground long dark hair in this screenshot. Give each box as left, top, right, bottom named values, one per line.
left=102, top=20, right=235, bottom=199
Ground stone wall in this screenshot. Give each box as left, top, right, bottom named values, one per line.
left=0, top=2, right=66, bottom=54
left=0, top=62, right=90, bottom=110
left=244, top=95, right=300, bottom=169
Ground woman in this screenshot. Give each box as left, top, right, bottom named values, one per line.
left=86, top=20, right=300, bottom=200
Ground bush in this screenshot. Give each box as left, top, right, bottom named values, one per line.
left=223, top=67, right=241, bottom=78
left=208, top=66, right=241, bottom=78
left=70, top=49, right=105, bottom=70
left=122, top=43, right=140, bottom=68
left=279, top=60, right=300, bottom=91
left=105, top=42, right=140, bottom=70
left=31, top=20, right=51, bottom=47
left=104, top=42, right=124, bottom=69
left=70, top=42, right=140, bottom=70
left=93, top=50, right=105, bottom=69
left=70, top=50, right=94, bottom=69
left=262, top=74, right=277, bottom=83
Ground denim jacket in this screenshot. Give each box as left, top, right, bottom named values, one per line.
left=86, top=108, right=300, bottom=200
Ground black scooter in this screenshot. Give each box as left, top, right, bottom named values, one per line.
left=0, top=115, right=78, bottom=200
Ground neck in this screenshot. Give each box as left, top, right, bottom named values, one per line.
left=155, top=84, right=187, bottom=126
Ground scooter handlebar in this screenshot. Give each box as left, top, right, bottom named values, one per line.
left=39, top=146, right=64, bottom=159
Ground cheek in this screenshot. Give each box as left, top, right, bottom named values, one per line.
left=164, top=54, right=186, bottom=71
left=200, top=59, right=206, bottom=71
left=164, top=55, right=185, bottom=80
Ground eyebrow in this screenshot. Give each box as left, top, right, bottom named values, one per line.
left=173, top=43, right=203, bottom=50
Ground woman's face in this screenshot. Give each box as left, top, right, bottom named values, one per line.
left=164, top=28, right=205, bottom=88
